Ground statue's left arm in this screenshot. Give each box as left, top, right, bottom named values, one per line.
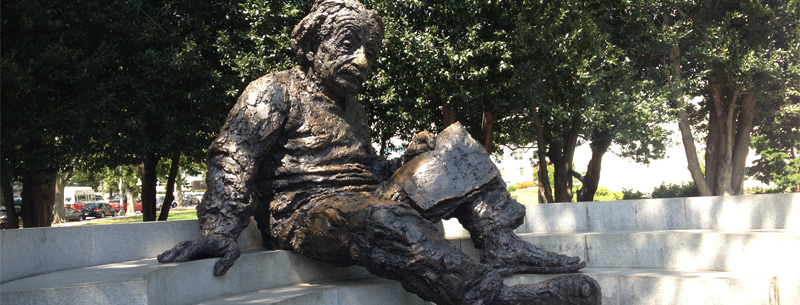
left=158, top=75, right=289, bottom=276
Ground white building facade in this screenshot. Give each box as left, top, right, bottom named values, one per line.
left=493, top=146, right=537, bottom=186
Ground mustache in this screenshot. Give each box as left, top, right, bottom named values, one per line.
left=338, top=64, right=367, bottom=82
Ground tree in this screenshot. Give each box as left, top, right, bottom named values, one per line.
left=507, top=0, right=670, bottom=203
left=656, top=0, right=800, bottom=196
left=1, top=0, right=104, bottom=227
left=364, top=1, right=520, bottom=153
left=75, top=0, right=238, bottom=221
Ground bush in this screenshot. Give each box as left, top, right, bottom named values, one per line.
left=744, top=186, right=787, bottom=194
left=651, top=182, right=699, bottom=198
left=508, top=181, right=537, bottom=192
left=593, top=187, right=624, bottom=201
left=622, top=188, right=649, bottom=200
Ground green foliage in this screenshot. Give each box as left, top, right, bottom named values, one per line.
left=506, top=185, right=517, bottom=192
left=744, top=186, right=787, bottom=195
left=637, top=0, right=800, bottom=195
left=748, top=103, right=800, bottom=193
left=622, top=188, right=649, bottom=200
left=593, top=187, right=624, bottom=202
left=651, top=182, right=700, bottom=199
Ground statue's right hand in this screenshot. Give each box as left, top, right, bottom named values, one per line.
left=157, top=236, right=241, bottom=276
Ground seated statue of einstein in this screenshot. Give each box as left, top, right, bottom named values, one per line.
left=159, top=1, right=601, bottom=304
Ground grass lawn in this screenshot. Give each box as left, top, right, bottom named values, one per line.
left=69, top=190, right=539, bottom=226
left=510, top=188, right=539, bottom=205
left=76, top=209, right=199, bottom=226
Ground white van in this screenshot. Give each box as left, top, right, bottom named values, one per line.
left=63, top=186, right=95, bottom=210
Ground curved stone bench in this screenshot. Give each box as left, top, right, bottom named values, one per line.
left=2, top=193, right=798, bottom=305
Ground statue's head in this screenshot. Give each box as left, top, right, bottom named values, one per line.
left=291, top=0, right=384, bottom=97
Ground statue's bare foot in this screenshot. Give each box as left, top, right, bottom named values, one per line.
left=494, top=274, right=601, bottom=305
left=482, top=233, right=586, bottom=276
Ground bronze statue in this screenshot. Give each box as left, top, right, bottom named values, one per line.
left=158, top=1, right=601, bottom=304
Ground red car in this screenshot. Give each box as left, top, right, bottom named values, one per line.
left=107, top=196, right=127, bottom=213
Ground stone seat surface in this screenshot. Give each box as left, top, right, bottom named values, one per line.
left=508, top=268, right=791, bottom=305
left=0, top=250, right=372, bottom=305
left=201, top=268, right=793, bottom=305
left=2, top=193, right=797, bottom=305
left=451, top=229, right=800, bottom=273
left=197, top=278, right=429, bottom=305
left=4, top=228, right=798, bottom=305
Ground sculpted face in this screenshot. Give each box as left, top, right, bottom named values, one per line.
left=310, top=12, right=382, bottom=98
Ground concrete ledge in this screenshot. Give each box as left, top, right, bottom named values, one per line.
left=447, top=230, right=800, bottom=274
left=0, top=218, right=261, bottom=283
left=4, top=229, right=798, bottom=305
left=500, top=193, right=799, bottom=235
left=198, top=278, right=430, bottom=305
left=507, top=268, right=790, bottom=305
left=1, top=250, right=371, bottom=305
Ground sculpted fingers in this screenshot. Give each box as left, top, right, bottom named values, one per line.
left=157, top=240, right=198, bottom=263
left=213, top=242, right=242, bottom=276
left=402, top=131, right=437, bottom=163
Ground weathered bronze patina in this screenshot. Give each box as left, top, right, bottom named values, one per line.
left=158, top=1, right=601, bottom=304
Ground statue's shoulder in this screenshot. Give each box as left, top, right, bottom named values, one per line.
left=238, top=68, right=298, bottom=112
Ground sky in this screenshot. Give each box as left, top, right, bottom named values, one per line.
left=572, top=125, right=767, bottom=193
left=378, top=124, right=768, bottom=194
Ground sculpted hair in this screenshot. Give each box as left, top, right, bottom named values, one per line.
left=291, top=0, right=384, bottom=67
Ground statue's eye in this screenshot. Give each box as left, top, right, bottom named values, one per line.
left=365, top=48, right=376, bottom=60
left=342, top=40, right=354, bottom=51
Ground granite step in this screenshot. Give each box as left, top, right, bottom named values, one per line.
left=443, top=193, right=800, bottom=235
left=197, top=278, right=429, bottom=305
left=0, top=250, right=371, bottom=305
left=3, top=229, right=797, bottom=305
left=451, top=229, right=800, bottom=274
left=196, top=268, right=795, bottom=305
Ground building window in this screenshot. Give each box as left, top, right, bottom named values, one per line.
left=519, top=167, right=524, bottom=176
left=513, top=151, right=523, bottom=160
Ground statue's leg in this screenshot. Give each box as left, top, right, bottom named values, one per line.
left=287, top=192, right=503, bottom=304
left=378, top=123, right=586, bottom=276
left=453, top=176, right=587, bottom=276
left=284, top=192, right=600, bottom=305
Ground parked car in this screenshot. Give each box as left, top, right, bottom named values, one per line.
left=82, top=202, right=116, bottom=218
left=156, top=195, right=178, bottom=210
left=1, top=207, right=8, bottom=229
left=63, top=207, right=85, bottom=222
left=107, top=196, right=128, bottom=213
left=181, top=194, right=201, bottom=206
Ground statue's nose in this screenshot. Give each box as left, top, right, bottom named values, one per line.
left=354, top=46, right=369, bottom=68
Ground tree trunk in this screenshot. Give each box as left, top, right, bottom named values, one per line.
left=1, top=176, right=20, bottom=229
left=532, top=106, right=553, bottom=203
left=576, top=134, right=613, bottom=202
left=125, top=187, right=136, bottom=214
left=730, top=94, right=757, bottom=195
left=550, top=114, right=581, bottom=203
left=480, top=108, right=495, bottom=153
left=703, top=66, right=756, bottom=196
left=52, top=173, right=67, bottom=224
left=666, top=38, right=712, bottom=196
left=378, top=131, right=390, bottom=157
left=139, top=153, right=159, bottom=221
left=442, top=101, right=456, bottom=127
left=158, top=151, right=181, bottom=221
left=176, top=171, right=185, bottom=207
left=21, top=170, right=57, bottom=227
